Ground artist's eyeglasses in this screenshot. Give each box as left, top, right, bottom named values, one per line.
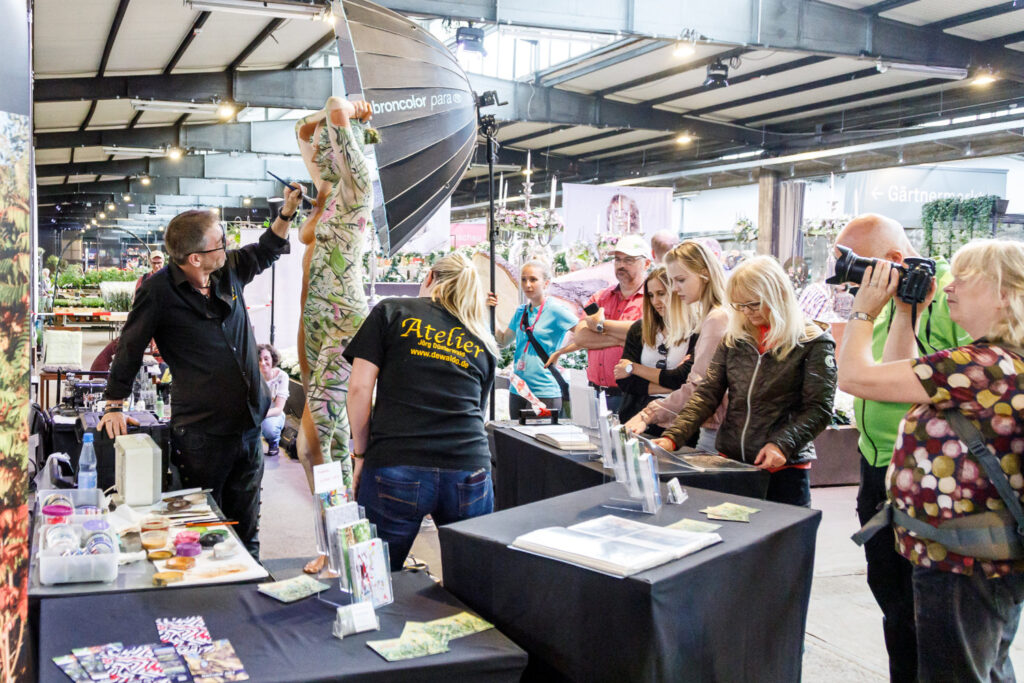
left=731, top=301, right=762, bottom=312
left=614, top=255, right=644, bottom=265
left=191, top=230, right=227, bottom=256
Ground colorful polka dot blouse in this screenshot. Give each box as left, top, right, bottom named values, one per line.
left=889, top=342, right=1024, bottom=578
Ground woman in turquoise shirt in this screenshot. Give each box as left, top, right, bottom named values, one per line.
left=496, top=260, right=578, bottom=417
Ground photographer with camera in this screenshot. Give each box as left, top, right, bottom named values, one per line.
left=832, top=214, right=970, bottom=683
left=839, top=239, right=1024, bottom=683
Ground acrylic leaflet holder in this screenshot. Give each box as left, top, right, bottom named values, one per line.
left=595, top=401, right=662, bottom=514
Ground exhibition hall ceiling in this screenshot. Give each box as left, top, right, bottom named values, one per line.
left=29, top=0, right=1024, bottom=226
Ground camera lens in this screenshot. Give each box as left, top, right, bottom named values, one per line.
left=826, top=245, right=876, bottom=287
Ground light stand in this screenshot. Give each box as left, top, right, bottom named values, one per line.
left=476, top=89, right=504, bottom=421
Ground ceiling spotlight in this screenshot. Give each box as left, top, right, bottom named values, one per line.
left=168, top=147, right=184, bottom=160
left=972, top=70, right=998, bottom=86
left=673, top=40, right=695, bottom=58
left=522, top=167, right=533, bottom=176
left=211, top=207, right=220, bottom=214
left=91, top=219, right=98, bottom=225
left=455, top=25, right=486, bottom=56
left=675, top=133, right=694, bottom=145
left=122, top=194, right=131, bottom=201
left=98, top=212, right=106, bottom=219
left=898, top=149, right=905, bottom=164
left=107, top=202, right=116, bottom=211
left=703, top=60, right=729, bottom=89
left=242, top=196, right=252, bottom=206
left=140, top=176, right=151, bottom=186
left=216, top=102, right=236, bottom=119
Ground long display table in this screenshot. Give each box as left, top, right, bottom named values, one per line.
left=439, top=482, right=820, bottom=683
left=38, top=568, right=528, bottom=683
left=490, top=424, right=770, bottom=510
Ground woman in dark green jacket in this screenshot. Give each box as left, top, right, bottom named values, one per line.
left=654, top=256, right=837, bottom=506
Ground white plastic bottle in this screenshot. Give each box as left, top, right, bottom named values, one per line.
left=78, top=432, right=98, bottom=490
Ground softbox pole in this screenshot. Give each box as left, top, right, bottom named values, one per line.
left=484, top=119, right=497, bottom=421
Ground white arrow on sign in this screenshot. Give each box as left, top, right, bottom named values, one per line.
left=871, top=187, right=883, bottom=199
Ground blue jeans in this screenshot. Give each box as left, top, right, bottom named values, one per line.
left=913, top=566, right=1024, bottom=682
left=261, top=413, right=285, bottom=448
left=356, top=465, right=494, bottom=571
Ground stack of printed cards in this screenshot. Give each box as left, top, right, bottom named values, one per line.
left=348, top=537, right=394, bottom=608
left=155, top=616, right=213, bottom=656
left=367, top=612, right=494, bottom=662
left=181, top=640, right=248, bottom=683
left=52, top=642, right=188, bottom=683
left=257, top=574, right=330, bottom=603
left=700, top=502, right=761, bottom=522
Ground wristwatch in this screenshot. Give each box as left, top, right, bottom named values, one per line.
left=277, top=208, right=297, bottom=222
left=595, top=321, right=606, bottom=334
left=850, top=311, right=876, bottom=323
left=625, top=363, right=634, bottom=375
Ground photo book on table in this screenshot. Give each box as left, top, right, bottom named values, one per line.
left=510, top=514, right=721, bottom=577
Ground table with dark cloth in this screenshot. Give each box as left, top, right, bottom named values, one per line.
left=439, top=482, right=821, bottom=683
left=38, top=568, right=527, bottom=683
left=490, top=424, right=769, bottom=509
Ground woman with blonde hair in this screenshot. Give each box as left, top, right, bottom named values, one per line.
left=344, top=252, right=497, bottom=569
left=614, top=267, right=692, bottom=427
left=653, top=255, right=837, bottom=506
left=625, top=240, right=729, bottom=450
left=839, top=240, right=1024, bottom=680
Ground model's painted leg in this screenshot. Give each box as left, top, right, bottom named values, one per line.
left=307, top=336, right=353, bottom=489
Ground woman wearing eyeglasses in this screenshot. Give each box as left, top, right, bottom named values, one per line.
left=625, top=241, right=729, bottom=450
left=614, top=267, right=691, bottom=428
left=652, top=256, right=837, bottom=506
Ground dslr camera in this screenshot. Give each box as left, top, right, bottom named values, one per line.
left=826, top=245, right=935, bottom=305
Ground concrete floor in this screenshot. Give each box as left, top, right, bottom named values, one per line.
left=65, top=330, right=1024, bottom=681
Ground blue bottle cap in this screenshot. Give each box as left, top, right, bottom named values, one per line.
left=83, top=433, right=94, bottom=443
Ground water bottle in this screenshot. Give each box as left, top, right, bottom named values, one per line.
left=155, top=395, right=164, bottom=420
left=78, top=433, right=98, bottom=490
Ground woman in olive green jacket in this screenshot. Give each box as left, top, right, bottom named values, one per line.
left=654, top=256, right=837, bottom=506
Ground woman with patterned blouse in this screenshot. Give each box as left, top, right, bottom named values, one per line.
left=293, top=97, right=374, bottom=494
left=838, top=239, right=1024, bottom=682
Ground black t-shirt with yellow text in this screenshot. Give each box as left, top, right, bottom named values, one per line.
left=343, top=297, right=495, bottom=471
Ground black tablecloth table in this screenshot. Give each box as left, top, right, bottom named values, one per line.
left=38, top=569, right=527, bottom=683
left=490, top=424, right=769, bottom=510
left=439, top=482, right=821, bottom=683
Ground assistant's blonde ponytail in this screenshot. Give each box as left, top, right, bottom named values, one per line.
left=429, top=253, right=499, bottom=356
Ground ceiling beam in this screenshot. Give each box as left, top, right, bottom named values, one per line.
left=80, top=0, right=132, bottom=130
left=228, top=18, right=285, bottom=71
left=542, top=128, right=631, bottom=152
left=592, top=47, right=748, bottom=98
left=736, top=77, right=950, bottom=127
left=286, top=31, right=334, bottom=70
left=532, top=37, right=640, bottom=81
left=379, top=0, right=1024, bottom=81
left=34, top=68, right=334, bottom=111
left=469, top=74, right=771, bottom=145
left=925, top=3, right=1021, bottom=32
left=643, top=55, right=830, bottom=107
left=859, top=0, right=917, bottom=16
left=541, top=40, right=669, bottom=87
left=165, top=11, right=211, bottom=74
left=500, top=125, right=575, bottom=147
left=683, top=66, right=881, bottom=117
left=36, top=122, right=251, bottom=150
left=991, top=30, right=1024, bottom=47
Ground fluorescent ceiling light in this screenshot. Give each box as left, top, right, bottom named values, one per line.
left=675, top=134, right=694, bottom=145
left=972, top=72, right=998, bottom=86
left=875, top=61, right=968, bottom=80
left=185, top=0, right=328, bottom=20
left=102, top=146, right=169, bottom=158
left=131, top=99, right=220, bottom=115
left=718, top=150, right=764, bottom=160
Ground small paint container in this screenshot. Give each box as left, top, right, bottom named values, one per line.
left=175, top=542, right=201, bottom=557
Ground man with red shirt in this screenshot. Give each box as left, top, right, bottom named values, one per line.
left=549, top=235, right=649, bottom=413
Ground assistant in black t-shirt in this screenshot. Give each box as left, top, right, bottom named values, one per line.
left=342, top=296, right=495, bottom=471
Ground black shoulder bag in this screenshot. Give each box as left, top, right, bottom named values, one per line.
left=520, top=306, right=570, bottom=402
left=853, top=408, right=1024, bottom=560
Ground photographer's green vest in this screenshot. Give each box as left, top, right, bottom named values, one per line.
left=855, top=258, right=973, bottom=467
